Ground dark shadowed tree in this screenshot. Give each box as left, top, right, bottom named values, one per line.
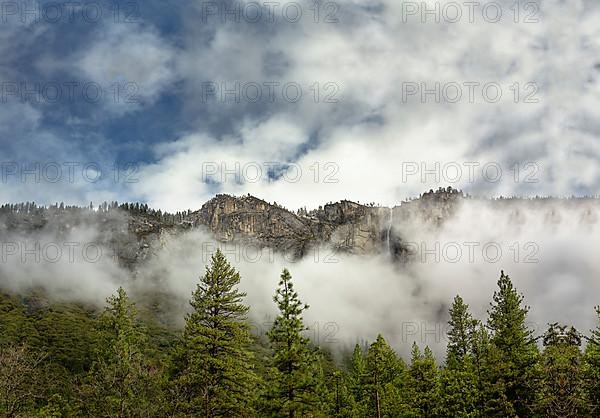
left=537, top=323, right=587, bottom=417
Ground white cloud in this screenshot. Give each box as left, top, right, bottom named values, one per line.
left=127, top=0, right=600, bottom=211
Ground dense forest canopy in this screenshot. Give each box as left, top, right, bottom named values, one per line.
left=1, top=250, right=599, bottom=417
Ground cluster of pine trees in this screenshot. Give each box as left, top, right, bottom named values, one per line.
left=0, top=201, right=192, bottom=226
left=2, top=252, right=600, bottom=417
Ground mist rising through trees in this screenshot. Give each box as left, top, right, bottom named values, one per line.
left=0, top=251, right=598, bottom=417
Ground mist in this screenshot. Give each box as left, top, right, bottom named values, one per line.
left=1, top=197, right=600, bottom=359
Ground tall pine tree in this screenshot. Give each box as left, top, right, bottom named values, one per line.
left=485, top=270, right=540, bottom=416
left=406, top=343, right=439, bottom=417
left=81, top=287, right=161, bottom=417
left=439, top=295, right=478, bottom=417
left=348, top=343, right=369, bottom=416
left=364, top=334, right=405, bottom=417
left=263, top=268, right=322, bottom=417
left=446, top=295, right=477, bottom=367
left=173, top=249, right=257, bottom=417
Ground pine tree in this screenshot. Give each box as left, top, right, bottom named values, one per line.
left=439, top=295, right=478, bottom=417
left=81, top=287, right=161, bottom=417
left=537, top=323, right=587, bottom=417
left=485, top=270, right=540, bottom=416
left=325, top=369, right=360, bottom=417
left=446, top=295, right=477, bottom=367
left=584, top=306, right=600, bottom=414
left=406, top=343, right=439, bottom=417
left=174, top=249, right=257, bottom=417
left=364, top=335, right=405, bottom=417
left=263, top=268, right=322, bottom=417
left=348, top=343, right=368, bottom=415
left=316, top=348, right=357, bottom=417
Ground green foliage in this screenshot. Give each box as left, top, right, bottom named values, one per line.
left=446, top=295, right=477, bottom=368
left=439, top=296, right=479, bottom=417
left=262, top=268, right=324, bottom=417
left=325, top=369, right=361, bottom=417
left=0, top=292, right=40, bottom=347
left=5, top=268, right=600, bottom=417
left=80, top=286, right=163, bottom=417
left=583, top=306, right=600, bottom=414
left=35, top=394, right=75, bottom=418
left=0, top=343, right=47, bottom=417
left=36, top=303, right=97, bottom=374
left=537, top=323, right=588, bottom=417
left=406, top=344, right=439, bottom=417
left=172, top=249, right=257, bottom=417
left=362, top=335, right=406, bottom=417
left=484, top=270, right=540, bottom=417
left=348, top=343, right=368, bottom=415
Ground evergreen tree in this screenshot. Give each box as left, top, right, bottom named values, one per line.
left=446, top=295, right=477, bottom=367
left=263, top=268, right=322, bottom=417
left=364, top=335, right=405, bottom=417
left=173, top=249, right=257, bottom=417
left=485, top=271, right=540, bottom=416
left=315, top=347, right=357, bottom=417
left=584, top=306, right=600, bottom=414
left=406, top=343, right=439, bottom=417
left=469, top=322, right=493, bottom=417
left=439, top=296, right=478, bottom=417
left=325, top=370, right=360, bottom=417
left=348, top=343, right=369, bottom=415
left=537, top=323, right=587, bottom=417
left=81, top=287, right=161, bottom=417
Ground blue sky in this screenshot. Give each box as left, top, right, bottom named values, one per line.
left=1, top=0, right=600, bottom=211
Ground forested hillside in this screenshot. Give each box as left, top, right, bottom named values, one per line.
left=1, top=249, right=599, bottom=417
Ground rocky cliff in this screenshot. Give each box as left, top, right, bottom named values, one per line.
left=0, top=187, right=472, bottom=267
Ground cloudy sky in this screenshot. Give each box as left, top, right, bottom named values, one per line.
left=1, top=0, right=599, bottom=211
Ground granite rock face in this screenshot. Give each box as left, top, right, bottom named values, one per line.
left=186, top=188, right=465, bottom=258
left=3, top=188, right=600, bottom=272
left=0, top=188, right=466, bottom=267
left=190, top=194, right=315, bottom=256
left=188, top=194, right=391, bottom=257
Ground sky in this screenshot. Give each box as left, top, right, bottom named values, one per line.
left=1, top=0, right=600, bottom=211
left=3, top=0, right=600, bottom=353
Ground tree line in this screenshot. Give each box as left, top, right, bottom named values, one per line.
left=0, top=201, right=194, bottom=225
left=1, top=252, right=600, bottom=416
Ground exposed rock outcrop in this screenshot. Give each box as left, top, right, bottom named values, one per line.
left=0, top=188, right=466, bottom=267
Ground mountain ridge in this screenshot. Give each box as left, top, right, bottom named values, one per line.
left=4, top=187, right=599, bottom=269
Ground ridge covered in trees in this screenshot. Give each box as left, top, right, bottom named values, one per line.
left=1, top=256, right=599, bottom=417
